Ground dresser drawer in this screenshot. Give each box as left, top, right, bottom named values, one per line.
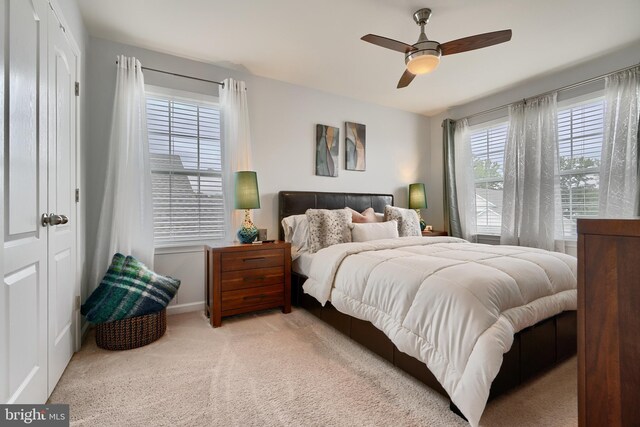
left=221, top=284, right=284, bottom=311
left=221, top=266, right=284, bottom=291
left=221, top=249, right=283, bottom=272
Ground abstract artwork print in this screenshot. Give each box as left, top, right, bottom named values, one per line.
left=345, top=122, right=366, bottom=171
left=316, top=124, right=339, bottom=177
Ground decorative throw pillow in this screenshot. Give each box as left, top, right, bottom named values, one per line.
left=351, top=220, right=399, bottom=242
left=384, top=205, right=421, bottom=237
left=281, top=214, right=309, bottom=259
left=306, top=208, right=352, bottom=253
left=347, top=207, right=384, bottom=223
left=81, top=253, right=181, bottom=324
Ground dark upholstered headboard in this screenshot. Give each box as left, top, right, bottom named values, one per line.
left=278, top=191, right=394, bottom=240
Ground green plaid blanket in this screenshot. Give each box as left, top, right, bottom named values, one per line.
left=81, top=253, right=180, bottom=324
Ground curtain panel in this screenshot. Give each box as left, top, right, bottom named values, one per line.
left=599, top=66, right=640, bottom=217
left=220, top=78, right=254, bottom=239
left=501, top=93, right=564, bottom=251
left=443, top=119, right=477, bottom=241
left=442, top=119, right=462, bottom=238
left=91, top=55, right=155, bottom=289
left=453, top=119, right=477, bottom=242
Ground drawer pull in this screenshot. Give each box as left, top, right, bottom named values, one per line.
left=243, top=276, right=266, bottom=282
left=243, top=294, right=267, bottom=301
left=243, top=257, right=266, bottom=262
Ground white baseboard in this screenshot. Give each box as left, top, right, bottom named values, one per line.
left=167, top=301, right=204, bottom=315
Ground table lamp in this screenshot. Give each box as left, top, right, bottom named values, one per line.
left=235, top=171, right=260, bottom=243
left=409, top=183, right=428, bottom=231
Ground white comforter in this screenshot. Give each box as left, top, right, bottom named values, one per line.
left=303, top=236, right=576, bottom=426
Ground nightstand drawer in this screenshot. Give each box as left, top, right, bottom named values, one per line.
left=221, top=248, right=283, bottom=271
left=221, top=284, right=284, bottom=311
left=221, top=266, right=284, bottom=291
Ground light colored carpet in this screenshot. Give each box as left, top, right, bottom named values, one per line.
left=49, top=309, right=577, bottom=426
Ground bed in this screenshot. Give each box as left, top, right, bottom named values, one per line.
left=278, top=191, right=577, bottom=426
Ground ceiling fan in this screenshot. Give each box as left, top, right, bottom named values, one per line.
left=362, top=8, right=512, bottom=88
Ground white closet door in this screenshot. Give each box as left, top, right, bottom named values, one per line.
left=1, top=0, right=49, bottom=404
left=47, top=6, right=78, bottom=393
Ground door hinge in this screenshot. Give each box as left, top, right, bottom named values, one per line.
left=75, top=188, right=80, bottom=203
left=75, top=82, right=80, bottom=97
left=75, top=295, right=81, bottom=310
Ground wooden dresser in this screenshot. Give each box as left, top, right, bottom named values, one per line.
left=205, top=241, right=291, bottom=327
left=577, top=218, right=640, bottom=427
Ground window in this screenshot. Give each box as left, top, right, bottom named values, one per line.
left=468, top=95, right=605, bottom=239
left=146, top=86, right=224, bottom=244
left=470, top=121, right=508, bottom=235
left=557, top=97, right=605, bottom=238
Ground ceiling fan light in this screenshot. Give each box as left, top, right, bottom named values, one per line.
left=406, top=52, right=440, bottom=75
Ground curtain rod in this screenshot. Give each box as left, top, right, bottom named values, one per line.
left=458, top=62, right=640, bottom=122
left=115, top=60, right=225, bottom=87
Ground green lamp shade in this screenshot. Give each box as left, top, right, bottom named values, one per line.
left=234, top=171, right=260, bottom=209
left=408, top=183, right=428, bottom=209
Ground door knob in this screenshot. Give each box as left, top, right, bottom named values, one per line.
left=41, top=213, right=69, bottom=226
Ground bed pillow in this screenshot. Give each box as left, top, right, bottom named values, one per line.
left=384, top=205, right=421, bottom=237
left=347, top=207, right=384, bottom=223
left=351, top=220, right=399, bottom=242
left=281, top=214, right=309, bottom=258
left=306, top=208, right=352, bottom=253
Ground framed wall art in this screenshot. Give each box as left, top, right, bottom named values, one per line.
left=315, top=124, right=339, bottom=177
left=345, top=122, right=366, bottom=171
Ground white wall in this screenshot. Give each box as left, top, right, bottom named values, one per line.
left=427, top=43, right=640, bottom=231
left=85, top=37, right=430, bottom=312
left=249, top=74, right=430, bottom=237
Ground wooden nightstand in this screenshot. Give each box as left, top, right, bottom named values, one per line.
left=422, top=230, right=448, bottom=237
left=205, top=241, right=291, bottom=327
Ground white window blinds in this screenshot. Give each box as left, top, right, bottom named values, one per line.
left=146, top=90, right=225, bottom=243
left=470, top=122, right=508, bottom=235
left=557, top=98, right=605, bottom=238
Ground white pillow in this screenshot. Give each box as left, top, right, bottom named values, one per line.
left=281, top=214, right=309, bottom=259
left=383, top=205, right=421, bottom=237
left=351, top=220, right=399, bottom=242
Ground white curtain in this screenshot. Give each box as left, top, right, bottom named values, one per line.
left=501, top=93, right=564, bottom=251
left=91, top=56, right=154, bottom=288
left=220, top=78, right=254, bottom=238
left=599, top=66, right=640, bottom=217
left=453, top=119, right=477, bottom=242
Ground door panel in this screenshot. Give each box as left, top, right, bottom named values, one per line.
left=8, top=0, right=39, bottom=236
left=2, top=0, right=49, bottom=403
left=6, top=265, right=39, bottom=396
left=47, top=6, right=77, bottom=393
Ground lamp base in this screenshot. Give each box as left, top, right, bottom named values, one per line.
left=237, top=225, right=258, bottom=243
left=416, top=209, right=427, bottom=231
left=237, top=209, right=258, bottom=243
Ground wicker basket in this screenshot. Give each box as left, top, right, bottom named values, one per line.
left=95, top=309, right=167, bottom=351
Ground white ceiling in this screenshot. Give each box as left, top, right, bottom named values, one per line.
left=78, top=0, right=640, bottom=116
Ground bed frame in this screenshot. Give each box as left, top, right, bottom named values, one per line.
left=278, top=190, right=576, bottom=417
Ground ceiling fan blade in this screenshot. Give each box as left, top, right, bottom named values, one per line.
left=397, top=69, right=416, bottom=89
left=440, top=29, right=512, bottom=56
left=361, top=34, right=416, bottom=54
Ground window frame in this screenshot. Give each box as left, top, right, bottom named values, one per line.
left=556, top=91, right=605, bottom=240
left=469, top=117, right=509, bottom=237
left=145, top=85, right=224, bottom=248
